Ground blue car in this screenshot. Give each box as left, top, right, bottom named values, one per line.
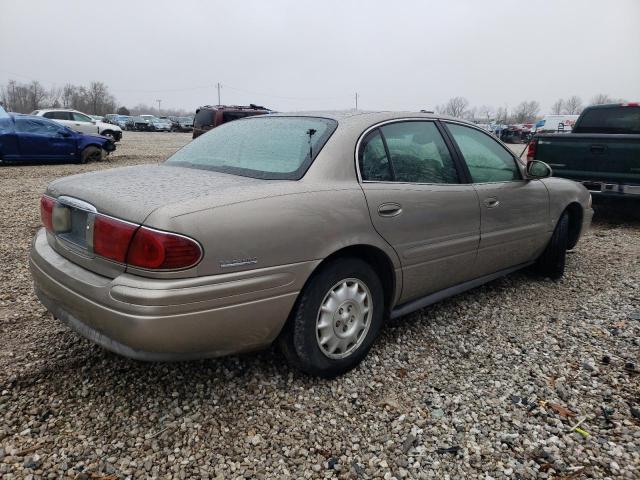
left=0, top=107, right=116, bottom=164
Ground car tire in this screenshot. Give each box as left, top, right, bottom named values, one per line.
left=280, top=257, right=384, bottom=378
left=535, top=211, right=569, bottom=280
left=79, top=146, right=102, bottom=164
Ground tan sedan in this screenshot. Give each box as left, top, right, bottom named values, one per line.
left=30, top=112, right=593, bottom=377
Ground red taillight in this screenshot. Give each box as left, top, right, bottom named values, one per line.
left=126, top=227, right=202, bottom=270
left=621, top=102, right=639, bottom=107
left=40, top=195, right=54, bottom=231
left=93, top=215, right=138, bottom=263
left=526, top=140, right=537, bottom=162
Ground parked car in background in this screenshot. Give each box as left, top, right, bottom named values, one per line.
left=126, top=116, right=152, bottom=131
left=500, top=124, right=532, bottom=143
left=32, top=109, right=122, bottom=141
left=193, top=104, right=271, bottom=138
left=30, top=111, right=592, bottom=377
left=528, top=103, right=640, bottom=198
left=114, top=115, right=131, bottom=130
left=172, top=116, right=193, bottom=132
left=531, top=114, right=579, bottom=134
left=0, top=113, right=115, bottom=163
left=147, top=117, right=172, bottom=132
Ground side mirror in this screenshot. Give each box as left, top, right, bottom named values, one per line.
left=91, top=120, right=97, bottom=125
left=58, top=130, right=72, bottom=138
left=526, top=160, right=552, bottom=179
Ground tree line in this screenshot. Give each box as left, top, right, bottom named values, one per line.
left=0, top=79, right=192, bottom=117
left=436, top=93, right=627, bottom=124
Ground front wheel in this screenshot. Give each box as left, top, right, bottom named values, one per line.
left=79, top=146, right=102, bottom=164
left=535, top=212, right=569, bottom=279
left=280, top=258, right=384, bottom=377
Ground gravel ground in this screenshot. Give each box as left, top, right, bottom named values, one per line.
left=0, top=132, right=638, bottom=479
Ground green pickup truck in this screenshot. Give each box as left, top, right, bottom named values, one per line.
left=527, top=103, right=640, bottom=198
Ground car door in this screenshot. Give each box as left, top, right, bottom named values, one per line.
left=14, top=117, right=76, bottom=161
left=70, top=112, right=99, bottom=134
left=358, top=120, right=480, bottom=303
left=444, top=122, right=550, bottom=277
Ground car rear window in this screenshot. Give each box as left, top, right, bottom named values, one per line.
left=166, top=116, right=337, bottom=180
left=574, top=106, right=640, bottom=134
left=194, top=109, right=214, bottom=128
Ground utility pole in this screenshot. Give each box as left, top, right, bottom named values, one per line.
left=355, top=92, right=359, bottom=111
left=156, top=99, right=161, bottom=115
left=216, top=83, right=221, bottom=105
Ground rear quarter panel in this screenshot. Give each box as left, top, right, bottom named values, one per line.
left=142, top=183, right=402, bottom=298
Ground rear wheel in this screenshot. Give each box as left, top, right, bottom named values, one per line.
left=535, top=211, right=569, bottom=279
left=79, top=146, right=102, bottom=164
left=280, top=258, right=384, bottom=377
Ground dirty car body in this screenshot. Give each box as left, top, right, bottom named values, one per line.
left=30, top=112, right=593, bottom=376
left=0, top=114, right=115, bottom=163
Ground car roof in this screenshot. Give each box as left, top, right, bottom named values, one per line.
left=263, top=110, right=469, bottom=128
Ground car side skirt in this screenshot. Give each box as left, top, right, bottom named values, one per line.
left=390, top=261, right=534, bottom=319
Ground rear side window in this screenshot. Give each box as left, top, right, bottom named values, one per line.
left=574, top=107, right=640, bottom=134
left=194, top=109, right=214, bottom=128
left=447, top=123, right=520, bottom=183
left=360, top=131, right=392, bottom=181
left=379, top=121, right=459, bottom=183
left=43, top=111, right=71, bottom=120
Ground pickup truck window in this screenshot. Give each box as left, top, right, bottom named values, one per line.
left=447, top=123, right=520, bottom=183
left=574, top=107, right=640, bottom=134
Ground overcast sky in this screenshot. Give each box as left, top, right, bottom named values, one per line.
left=1, top=0, right=639, bottom=114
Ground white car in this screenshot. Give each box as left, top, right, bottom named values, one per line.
left=31, top=109, right=123, bottom=141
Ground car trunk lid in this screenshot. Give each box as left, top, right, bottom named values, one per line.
left=45, top=164, right=268, bottom=277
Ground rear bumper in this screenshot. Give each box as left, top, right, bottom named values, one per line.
left=30, top=229, right=315, bottom=360
left=577, top=180, right=640, bottom=198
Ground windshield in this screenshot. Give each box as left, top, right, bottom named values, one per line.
left=166, top=116, right=337, bottom=180
left=574, top=106, right=640, bottom=134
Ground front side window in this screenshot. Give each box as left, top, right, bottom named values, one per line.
left=72, top=112, right=92, bottom=122
left=447, top=123, right=520, bottom=183
left=15, top=118, right=65, bottom=136
left=379, top=121, right=459, bottom=183
left=166, top=116, right=337, bottom=180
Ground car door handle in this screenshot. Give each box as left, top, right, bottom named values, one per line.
left=378, top=203, right=402, bottom=217
left=590, top=144, right=607, bottom=154
left=483, top=197, right=500, bottom=208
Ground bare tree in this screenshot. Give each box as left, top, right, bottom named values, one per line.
left=512, top=101, right=540, bottom=123
left=117, top=106, right=130, bottom=115
left=590, top=93, right=616, bottom=105
left=563, top=96, right=583, bottom=115
left=436, top=96, right=469, bottom=119
left=494, top=106, right=508, bottom=124
left=550, top=99, right=564, bottom=115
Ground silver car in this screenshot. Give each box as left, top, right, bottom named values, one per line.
left=30, top=112, right=593, bottom=377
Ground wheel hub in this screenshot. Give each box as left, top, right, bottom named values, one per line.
left=316, top=278, right=372, bottom=359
